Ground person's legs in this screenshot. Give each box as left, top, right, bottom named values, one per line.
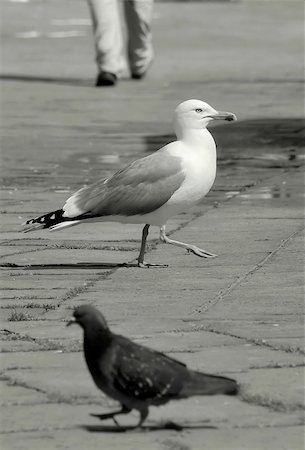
left=87, top=0, right=125, bottom=82
left=123, top=0, right=154, bottom=78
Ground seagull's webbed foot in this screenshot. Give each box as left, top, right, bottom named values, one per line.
left=90, top=405, right=131, bottom=425
left=186, top=245, right=217, bottom=258
left=137, top=261, right=168, bottom=269
left=160, top=225, right=217, bottom=259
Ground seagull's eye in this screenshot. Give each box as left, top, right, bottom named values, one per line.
left=195, top=108, right=203, bottom=113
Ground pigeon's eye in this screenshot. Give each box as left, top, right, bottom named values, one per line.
left=195, top=108, right=203, bottom=113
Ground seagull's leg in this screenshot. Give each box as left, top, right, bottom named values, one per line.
left=90, top=404, right=131, bottom=423
left=159, top=225, right=217, bottom=258
left=137, top=224, right=150, bottom=267
left=137, top=224, right=168, bottom=268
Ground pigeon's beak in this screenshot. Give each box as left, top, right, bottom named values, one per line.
left=210, top=111, right=237, bottom=122
left=66, top=317, right=77, bottom=327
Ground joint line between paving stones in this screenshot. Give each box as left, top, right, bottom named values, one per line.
left=187, top=324, right=305, bottom=355
left=0, top=371, right=104, bottom=407
left=38, top=271, right=115, bottom=318
left=155, top=323, right=305, bottom=355
left=1, top=328, right=81, bottom=352
left=192, top=225, right=305, bottom=316
left=239, top=390, right=305, bottom=413
left=0, top=372, right=48, bottom=396
left=0, top=247, right=50, bottom=260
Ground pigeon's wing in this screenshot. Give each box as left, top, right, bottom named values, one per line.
left=112, top=337, right=187, bottom=403
left=147, top=348, right=187, bottom=368
left=62, top=146, right=185, bottom=218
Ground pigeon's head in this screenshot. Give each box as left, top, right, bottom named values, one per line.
left=67, top=305, right=109, bottom=332
left=174, top=99, right=237, bottom=136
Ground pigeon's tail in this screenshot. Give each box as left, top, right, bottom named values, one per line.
left=182, top=371, right=239, bottom=397
left=22, top=209, right=80, bottom=233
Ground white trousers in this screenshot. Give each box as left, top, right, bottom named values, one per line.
left=87, top=0, right=154, bottom=76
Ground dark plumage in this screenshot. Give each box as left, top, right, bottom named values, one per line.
left=68, top=305, right=239, bottom=428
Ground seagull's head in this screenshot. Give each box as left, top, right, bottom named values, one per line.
left=67, top=305, right=109, bottom=333
left=174, top=99, right=237, bottom=135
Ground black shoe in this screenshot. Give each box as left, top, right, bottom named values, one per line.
left=131, top=72, right=145, bottom=80
left=96, top=72, right=117, bottom=87
left=131, top=56, right=153, bottom=80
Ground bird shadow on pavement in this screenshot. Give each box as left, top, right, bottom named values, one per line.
left=0, top=262, right=140, bottom=270
left=82, top=421, right=217, bottom=433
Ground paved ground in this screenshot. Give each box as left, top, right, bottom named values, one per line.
left=0, top=1, right=304, bottom=449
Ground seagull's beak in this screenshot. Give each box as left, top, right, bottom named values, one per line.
left=66, top=317, right=77, bottom=327
left=210, top=111, right=237, bottom=122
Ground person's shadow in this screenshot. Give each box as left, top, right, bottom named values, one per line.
left=0, top=74, right=92, bottom=87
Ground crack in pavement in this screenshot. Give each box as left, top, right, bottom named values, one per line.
left=0, top=247, right=50, bottom=260
left=185, top=325, right=305, bottom=356
left=192, top=225, right=305, bottom=315
left=239, top=391, right=305, bottom=413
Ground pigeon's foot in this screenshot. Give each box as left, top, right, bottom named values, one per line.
left=90, top=405, right=131, bottom=422
left=163, top=421, right=183, bottom=431
left=90, top=412, right=122, bottom=421
left=137, top=261, right=169, bottom=269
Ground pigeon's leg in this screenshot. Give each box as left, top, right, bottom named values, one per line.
left=90, top=404, right=131, bottom=422
left=159, top=225, right=217, bottom=258
left=136, top=407, right=149, bottom=428
left=137, top=224, right=168, bottom=268
left=135, top=407, right=182, bottom=430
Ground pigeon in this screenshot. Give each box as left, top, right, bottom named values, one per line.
left=24, top=99, right=236, bottom=267
left=67, top=305, right=239, bottom=428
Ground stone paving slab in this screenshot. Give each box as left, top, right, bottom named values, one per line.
left=0, top=381, right=48, bottom=407
left=1, top=172, right=304, bottom=448
left=237, top=367, right=304, bottom=409
left=0, top=246, right=47, bottom=258
left=1, top=349, right=304, bottom=413
left=0, top=343, right=303, bottom=375
left=1, top=392, right=302, bottom=434
left=1, top=340, right=43, bottom=353
left=1, top=426, right=304, bottom=450
left=1, top=1, right=305, bottom=449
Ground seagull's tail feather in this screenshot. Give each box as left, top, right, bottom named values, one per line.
left=22, top=209, right=78, bottom=233
left=182, top=371, right=239, bottom=397
left=49, top=220, right=81, bottom=232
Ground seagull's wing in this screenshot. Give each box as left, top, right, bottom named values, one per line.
left=63, top=147, right=185, bottom=218
left=111, top=336, right=187, bottom=403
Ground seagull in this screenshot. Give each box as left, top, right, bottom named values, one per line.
left=67, top=305, right=239, bottom=429
left=23, top=99, right=236, bottom=267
